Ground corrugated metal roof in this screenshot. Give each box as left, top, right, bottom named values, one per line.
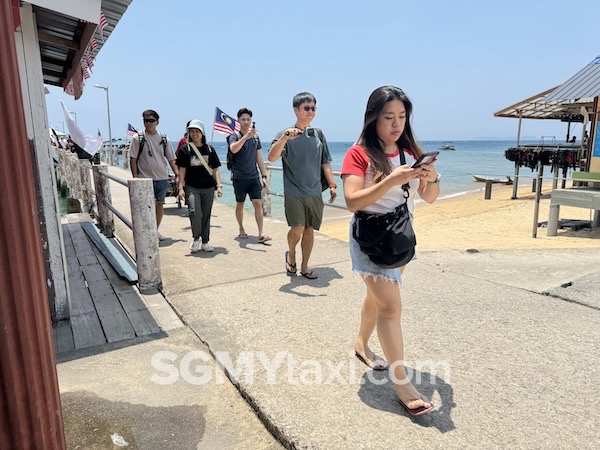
left=494, top=86, right=592, bottom=121
left=34, top=0, right=132, bottom=91
left=546, top=56, right=600, bottom=101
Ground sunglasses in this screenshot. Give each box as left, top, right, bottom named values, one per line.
left=301, top=106, right=317, bottom=112
left=143, top=118, right=157, bottom=123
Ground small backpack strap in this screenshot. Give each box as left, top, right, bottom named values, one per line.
left=160, top=133, right=168, bottom=157
left=137, top=131, right=146, bottom=156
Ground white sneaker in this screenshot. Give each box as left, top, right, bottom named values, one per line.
left=201, top=242, right=214, bottom=252
left=158, top=233, right=167, bottom=241
left=190, top=239, right=200, bottom=253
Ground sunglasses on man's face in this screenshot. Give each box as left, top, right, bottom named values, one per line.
left=301, top=106, right=316, bottom=112
left=143, top=118, right=157, bottom=123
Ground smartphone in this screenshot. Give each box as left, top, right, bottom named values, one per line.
left=412, top=151, right=439, bottom=168
left=305, top=127, right=315, bottom=137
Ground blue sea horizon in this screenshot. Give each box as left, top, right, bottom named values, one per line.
left=117, top=139, right=544, bottom=220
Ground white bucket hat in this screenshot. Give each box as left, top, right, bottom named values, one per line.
left=187, top=119, right=205, bottom=135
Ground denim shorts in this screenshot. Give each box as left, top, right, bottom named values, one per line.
left=153, top=179, right=169, bottom=203
left=348, top=215, right=409, bottom=284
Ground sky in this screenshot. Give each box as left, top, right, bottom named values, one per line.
left=46, top=0, right=600, bottom=144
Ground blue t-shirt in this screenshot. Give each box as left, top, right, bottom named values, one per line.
left=272, top=127, right=332, bottom=198
left=227, top=132, right=262, bottom=180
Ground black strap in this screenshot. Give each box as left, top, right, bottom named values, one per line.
left=398, top=148, right=410, bottom=199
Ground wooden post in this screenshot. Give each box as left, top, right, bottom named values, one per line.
left=511, top=163, right=520, bottom=199
left=484, top=180, right=493, bottom=199
left=92, top=164, right=114, bottom=237
left=128, top=178, right=162, bottom=293
left=593, top=210, right=600, bottom=228
left=547, top=204, right=560, bottom=236
left=79, top=160, right=93, bottom=214
left=532, top=163, right=544, bottom=238
left=262, top=167, right=272, bottom=217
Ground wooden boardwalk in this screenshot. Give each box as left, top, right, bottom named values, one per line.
left=53, top=214, right=183, bottom=355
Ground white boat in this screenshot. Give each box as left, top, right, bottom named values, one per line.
left=439, top=142, right=455, bottom=151
left=473, top=175, right=513, bottom=185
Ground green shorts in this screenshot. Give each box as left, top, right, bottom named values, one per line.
left=284, top=196, right=324, bottom=230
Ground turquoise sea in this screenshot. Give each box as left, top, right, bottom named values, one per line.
left=211, top=140, right=523, bottom=217
left=115, top=140, right=535, bottom=219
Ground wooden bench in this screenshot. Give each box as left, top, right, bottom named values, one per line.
left=547, top=172, right=600, bottom=236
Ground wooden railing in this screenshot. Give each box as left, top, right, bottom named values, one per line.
left=55, top=149, right=162, bottom=293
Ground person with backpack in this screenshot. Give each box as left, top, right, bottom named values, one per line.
left=227, top=108, right=271, bottom=243
left=176, top=120, right=223, bottom=253
left=129, top=109, right=179, bottom=241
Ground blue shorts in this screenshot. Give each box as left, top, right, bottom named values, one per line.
left=349, top=215, right=415, bottom=284
left=233, top=177, right=262, bottom=203
left=153, top=179, right=169, bottom=203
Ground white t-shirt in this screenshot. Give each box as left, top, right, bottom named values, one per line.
left=129, top=131, right=175, bottom=180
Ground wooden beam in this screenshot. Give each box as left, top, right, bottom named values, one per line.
left=37, top=29, right=80, bottom=51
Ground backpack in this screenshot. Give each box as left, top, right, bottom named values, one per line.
left=226, top=131, right=242, bottom=170
left=137, top=131, right=168, bottom=158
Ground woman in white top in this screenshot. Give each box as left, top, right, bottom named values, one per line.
left=341, top=85, right=441, bottom=416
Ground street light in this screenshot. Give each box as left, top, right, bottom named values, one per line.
left=69, top=111, right=77, bottom=123
left=94, top=84, right=114, bottom=165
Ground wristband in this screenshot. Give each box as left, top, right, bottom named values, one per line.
left=262, top=175, right=267, bottom=178
left=329, top=184, right=337, bottom=189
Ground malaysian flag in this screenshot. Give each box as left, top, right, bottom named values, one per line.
left=97, top=129, right=103, bottom=144
left=127, top=123, right=138, bottom=136
left=213, top=107, right=241, bottom=135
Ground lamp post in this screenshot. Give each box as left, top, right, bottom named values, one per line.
left=94, top=84, right=114, bottom=165
left=69, top=111, right=77, bottom=123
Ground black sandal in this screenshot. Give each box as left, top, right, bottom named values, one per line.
left=285, top=251, right=297, bottom=275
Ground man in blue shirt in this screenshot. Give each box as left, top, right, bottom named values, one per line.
left=227, top=108, right=271, bottom=243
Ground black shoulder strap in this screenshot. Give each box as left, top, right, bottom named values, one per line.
left=137, top=131, right=146, bottom=156
left=399, top=149, right=410, bottom=197
left=160, top=133, right=168, bottom=157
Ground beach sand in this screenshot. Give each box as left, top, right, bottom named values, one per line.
left=318, top=183, right=600, bottom=250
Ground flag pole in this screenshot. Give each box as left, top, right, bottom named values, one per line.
left=210, top=106, right=216, bottom=146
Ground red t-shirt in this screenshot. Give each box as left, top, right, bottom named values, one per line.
left=176, top=136, right=187, bottom=156
left=341, top=144, right=419, bottom=214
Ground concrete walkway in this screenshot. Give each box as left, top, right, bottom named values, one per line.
left=58, top=167, right=600, bottom=448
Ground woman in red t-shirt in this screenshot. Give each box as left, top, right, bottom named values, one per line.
left=341, top=85, right=441, bottom=416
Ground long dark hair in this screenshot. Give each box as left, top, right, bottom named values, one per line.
left=357, top=85, right=423, bottom=183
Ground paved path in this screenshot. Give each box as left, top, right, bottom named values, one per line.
left=59, top=166, right=600, bottom=448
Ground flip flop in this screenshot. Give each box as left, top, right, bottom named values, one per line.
left=398, top=397, right=434, bottom=417
left=285, top=251, right=297, bottom=275
left=238, top=232, right=248, bottom=239
left=354, top=351, right=388, bottom=371
left=258, top=235, right=272, bottom=244
left=300, top=271, right=318, bottom=280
